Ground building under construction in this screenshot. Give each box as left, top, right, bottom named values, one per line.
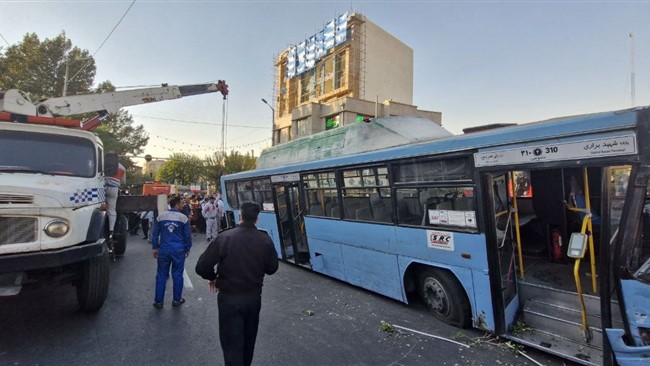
left=271, top=12, right=442, bottom=146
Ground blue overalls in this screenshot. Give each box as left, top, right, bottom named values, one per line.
left=151, top=209, right=192, bottom=303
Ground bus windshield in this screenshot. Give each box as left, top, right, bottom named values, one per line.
left=0, top=131, right=96, bottom=178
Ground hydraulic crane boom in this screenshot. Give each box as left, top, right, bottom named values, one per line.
left=0, top=80, right=228, bottom=129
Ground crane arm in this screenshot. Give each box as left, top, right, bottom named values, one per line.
left=35, top=81, right=228, bottom=117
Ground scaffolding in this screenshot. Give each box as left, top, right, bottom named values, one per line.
left=274, top=13, right=367, bottom=123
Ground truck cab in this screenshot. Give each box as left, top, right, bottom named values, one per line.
left=0, top=121, right=112, bottom=311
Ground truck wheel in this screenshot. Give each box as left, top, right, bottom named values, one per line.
left=113, top=214, right=128, bottom=255
left=77, top=246, right=110, bottom=312
left=418, top=268, right=471, bottom=328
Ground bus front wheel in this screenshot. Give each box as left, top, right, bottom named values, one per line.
left=418, top=268, right=471, bottom=328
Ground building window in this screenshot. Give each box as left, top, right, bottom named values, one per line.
left=334, top=50, right=347, bottom=90
left=280, top=127, right=292, bottom=143
left=296, top=118, right=308, bottom=138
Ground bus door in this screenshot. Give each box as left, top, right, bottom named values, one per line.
left=484, top=172, right=519, bottom=332
left=273, top=183, right=311, bottom=266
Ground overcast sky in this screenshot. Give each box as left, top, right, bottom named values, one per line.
left=1, top=1, right=649, bottom=164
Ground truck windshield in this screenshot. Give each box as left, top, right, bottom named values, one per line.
left=0, top=131, right=96, bottom=178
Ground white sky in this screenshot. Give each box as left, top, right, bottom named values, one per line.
left=1, top=1, right=649, bottom=166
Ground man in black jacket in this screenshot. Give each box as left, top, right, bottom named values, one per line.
left=195, top=201, right=279, bottom=366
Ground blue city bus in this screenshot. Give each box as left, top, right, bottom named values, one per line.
left=221, top=108, right=650, bottom=366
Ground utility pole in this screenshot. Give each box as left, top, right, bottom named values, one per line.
left=62, top=62, right=69, bottom=97
left=630, top=32, right=636, bottom=107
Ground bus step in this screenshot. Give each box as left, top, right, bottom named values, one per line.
left=517, top=281, right=622, bottom=322
left=507, top=328, right=602, bottom=366
left=522, top=298, right=604, bottom=348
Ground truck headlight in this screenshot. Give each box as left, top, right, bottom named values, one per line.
left=44, top=220, right=69, bottom=237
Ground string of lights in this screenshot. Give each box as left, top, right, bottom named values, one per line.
left=147, top=133, right=271, bottom=155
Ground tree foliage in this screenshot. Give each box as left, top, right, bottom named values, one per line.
left=204, top=151, right=257, bottom=191
left=157, top=153, right=206, bottom=186
left=0, top=32, right=95, bottom=98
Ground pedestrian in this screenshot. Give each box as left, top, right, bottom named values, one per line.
left=181, top=193, right=192, bottom=218
left=202, top=195, right=219, bottom=242
left=195, top=201, right=279, bottom=366
left=151, top=196, right=192, bottom=308
left=140, top=210, right=154, bottom=240
left=216, top=193, right=226, bottom=230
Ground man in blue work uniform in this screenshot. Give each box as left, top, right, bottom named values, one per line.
left=195, top=201, right=279, bottom=366
left=152, top=196, right=192, bottom=308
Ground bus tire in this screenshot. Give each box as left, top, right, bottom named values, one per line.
left=418, top=268, right=471, bottom=328
left=76, top=247, right=110, bottom=312
left=113, top=214, right=128, bottom=255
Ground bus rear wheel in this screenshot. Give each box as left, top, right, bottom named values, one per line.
left=418, top=268, right=471, bottom=328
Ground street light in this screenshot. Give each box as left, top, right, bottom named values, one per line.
left=261, top=98, right=276, bottom=143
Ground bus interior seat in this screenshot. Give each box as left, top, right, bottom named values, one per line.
left=453, top=196, right=474, bottom=211
left=436, top=201, right=453, bottom=210
left=396, top=192, right=417, bottom=224
left=370, top=193, right=392, bottom=223
left=355, top=207, right=373, bottom=221
left=324, top=199, right=337, bottom=217
left=344, top=200, right=363, bottom=220
left=309, top=204, right=325, bottom=216
left=330, top=206, right=340, bottom=218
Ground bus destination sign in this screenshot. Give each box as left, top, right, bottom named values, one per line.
left=474, top=133, right=637, bottom=167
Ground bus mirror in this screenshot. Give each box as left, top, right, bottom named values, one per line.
left=567, top=232, right=588, bottom=259
left=104, top=153, right=118, bottom=176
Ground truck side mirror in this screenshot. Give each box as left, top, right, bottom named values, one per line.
left=104, top=153, right=118, bottom=176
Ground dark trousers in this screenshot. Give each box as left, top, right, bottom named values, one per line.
left=128, top=213, right=140, bottom=234
left=217, top=291, right=262, bottom=366
left=141, top=219, right=150, bottom=239
left=154, top=247, right=185, bottom=303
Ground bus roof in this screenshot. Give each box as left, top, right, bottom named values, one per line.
left=227, top=107, right=642, bottom=181
left=256, top=116, right=452, bottom=169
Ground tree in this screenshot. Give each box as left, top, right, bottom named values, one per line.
left=0, top=32, right=95, bottom=98
left=157, top=153, right=206, bottom=186
left=204, top=151, right=257, bottom=192
left=223, top=151, right=257, bottom=174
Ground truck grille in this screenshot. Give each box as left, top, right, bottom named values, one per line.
left=0, top=217, right=37, bottom=245
left=0, top=194, right=34, bottom=205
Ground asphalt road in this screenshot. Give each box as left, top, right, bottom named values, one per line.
left=0, top=233, right=577, bottom=366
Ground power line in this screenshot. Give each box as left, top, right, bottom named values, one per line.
left=0, top=32, right=10, bottom=47
left=132, top=114, right=269, bottom=129
left=68, top=0, right=136, bottom=84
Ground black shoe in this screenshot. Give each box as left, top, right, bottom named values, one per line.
left=143, top=236, right=148, bottom=239
left=153, top=302, right=163, bottom=309
left=172, top=299, right=185, bottom=307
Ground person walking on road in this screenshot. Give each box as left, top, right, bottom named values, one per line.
left=151, top=196, right=192, bottom=308
left=195, top=201, right=279, bottom=366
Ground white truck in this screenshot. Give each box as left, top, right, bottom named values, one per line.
left=0, top=81, right=228, bottom=311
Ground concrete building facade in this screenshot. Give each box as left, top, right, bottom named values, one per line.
left=271, top=12, right=441, bottom=146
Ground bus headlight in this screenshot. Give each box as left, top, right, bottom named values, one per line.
left=44, top=220, right=69, bottom=237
